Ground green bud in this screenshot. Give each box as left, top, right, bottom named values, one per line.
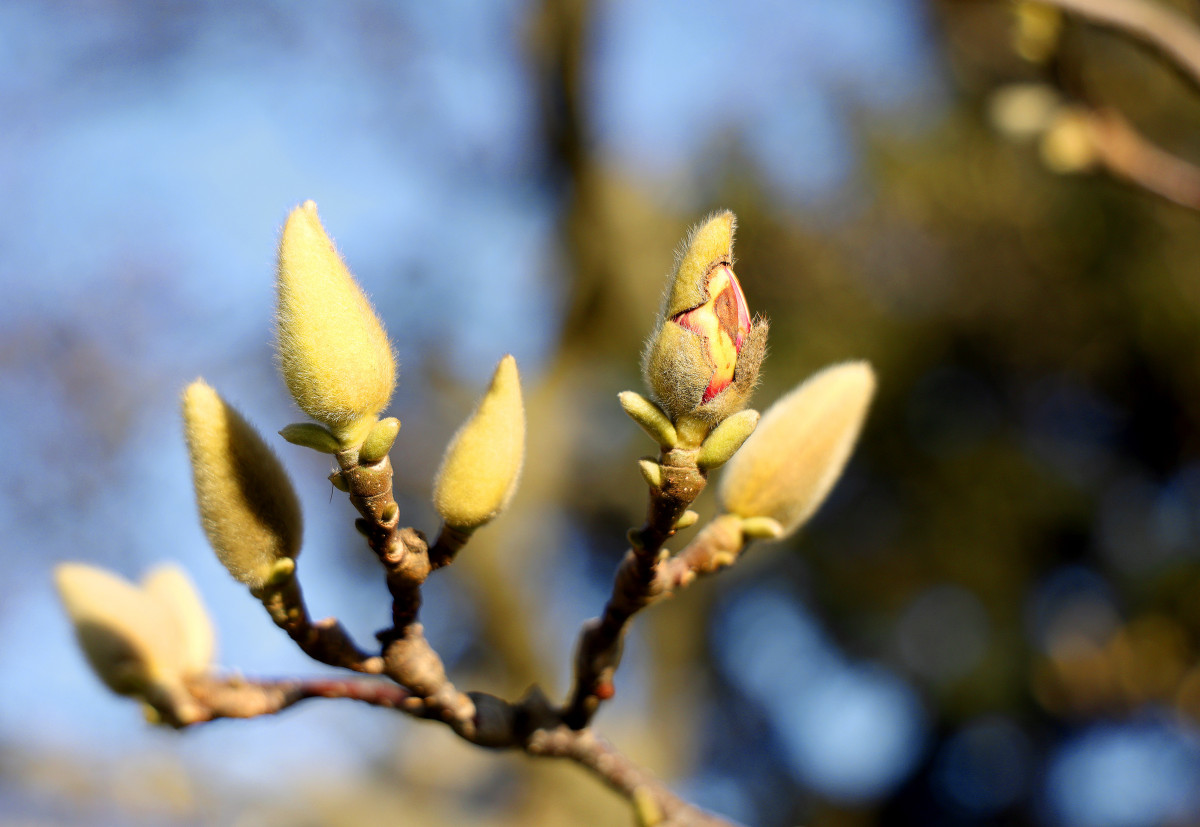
left=673, top=509, right=700, bottom=530
left=618, top=391, right=678, bottom=448
left=740, top=516, right=785, bottom=540
left=328, top=471, right=350, bottom=492
left=183, top=380, right=303, bottom=589
left=637, top=458, right=664, bottom=488
left=359, top=416, right=401, bottom=463
left=279, top=422, right=342, bottom=454
left=697, top=409, right=759, bottom=470
left=433, top=355, right=526, bottom=531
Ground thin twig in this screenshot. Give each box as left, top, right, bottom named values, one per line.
left=1043, top=0, right=1200, bottom=90
left=251, top=576, right=383, bottom=674
left=184, top=674, right=419, bottom=722
left=527, top=727, right=743, bottom=827
left=1082, top=106, right=1200, bottom=208
left=561, top=442, right=708, bottom=729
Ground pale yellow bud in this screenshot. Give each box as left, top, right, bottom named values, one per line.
left=182, top=380, right=303, bottom=589
left=54, top=564, right=194, bottom=696
left=718, top=361, right=875, bottom=538
left=433, top=355, right=525, bottom=530
left=141, top=564, right=216, bottom=676
left=276, top=200, right=396, bottom=446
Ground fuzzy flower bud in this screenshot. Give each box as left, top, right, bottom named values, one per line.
left=642, top=211, right=767, bottom=426
left=433, top=355, right=525, bottom=531
left=276, top=200, right=396, bottom=446
left=55, top=563, right=215, bottom=701
left=718, top=361, right=875, bottom=538
left=183, top=380, right=303, bottom=589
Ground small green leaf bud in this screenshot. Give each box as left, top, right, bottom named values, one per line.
left=433, top=355, right=525, bottom=531
left=697, top=409, right=760, bottom=470
left=673, top=510, right=700, bottom=530
left=740, top=516, right=785, bottom=540
left=637, top=458, right=664, bottom=488
left=328, top=471, right=350, bottom=492
left=182, top=380, right=303, bottom=590
left=618, top=391, right=677, bottom=448
left=718, top=362, right=875, bottom=538
left=276, top=200, right=396, bottom=447
left=279, top=422, right=342, bottom=454
left=359, top=417, right=401, bottom=463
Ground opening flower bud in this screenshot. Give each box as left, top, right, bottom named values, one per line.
left=673, top=264, right=752, bottom=403
left=642, top=211, right=768, bottom=425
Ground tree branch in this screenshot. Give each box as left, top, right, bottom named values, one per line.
left=1042, top=0, right=1200, bottom=90
left=561, top=443, right=709, bottom=728
left=177, top=674, right=739, bottom=826
left=1080, top=106, right=1200, bottom=209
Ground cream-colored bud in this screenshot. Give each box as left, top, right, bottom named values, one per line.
left=718, top=362, right=875, bottom=538
left=276, top=200, right=396, bottom=446
left=55, top=564, right=189, bottom=695
left=182, top=380, right=303, bottom=589
left=141, top=564, right=216, bottom=676
left=433, top=355, right=525, bottom=530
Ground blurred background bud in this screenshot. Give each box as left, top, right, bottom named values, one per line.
left=1040, top=109, right=1099, bottom=174
left=55, top=563, right=214, bottom=698
left=988, top=83, right=1062, bottom=142
left=433, top=355, right=525, bottom=531
left=276, top=200, right=396, bottom=446
left=182, top=380, right=303, bottom=589
left=1013, top=1, right=1063, bottom=63
left=719, top=361, right=875, bottom=538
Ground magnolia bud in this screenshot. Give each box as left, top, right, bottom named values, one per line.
left=718, top=361, right=875, bottom=538
left=182, top=380, right=303, bottom=589
left=276, top=201, right=396, bottom=446
left=433, top=355, right=525, bottom=531
left=55, top=563, right=215, bottom=699
left=642, top=211, right=767, bottom=426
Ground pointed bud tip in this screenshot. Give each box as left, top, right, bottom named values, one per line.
left=276, top=201, right=396, bottom=440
